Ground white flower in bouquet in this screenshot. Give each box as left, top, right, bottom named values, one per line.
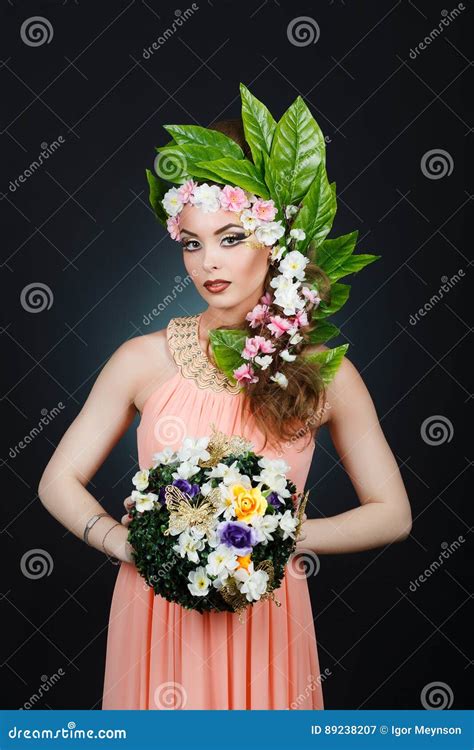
left=177, top=436, right=211, bottom=464
left=172, top=460, right=200, bottom=481
left=205, top=544, right=239, bottom=579
left=248, top=513, right=280, bottom=544
left=234, top=563, right=269, bottom=602
left=131, top=490, right=158, bottom=512
left=172, top=529, right=206, bottom=562
left=132, top=469, right=150, bottom=492
left=151, top=447, right=176, bottom=466
left=206, top=460, right=251, bottom=487
left=270, top=276, right=306, bottom=316
left=279, top=249, right=309, bottom=281
left=253, top=457, right=292, bottom=498
left=278, top=509, right=299, bottom=540
left=188, top=566, right=211, bottom=596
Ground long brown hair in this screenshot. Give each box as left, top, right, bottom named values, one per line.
left=205, top=117, right=329, bottom=452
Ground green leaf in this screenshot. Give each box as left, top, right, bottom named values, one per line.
left=304, top=344, right=349, bottom=385
left=163, top=124, right=244, bottom=160
left=308, top=321, right=340, bottom=344
left=240, top=82, right=277, bottom=173
left=262, top=152, right=284, bottom=219
left=328, top=253, right=381, bottom=282
left=269, top=95, right=326, bottom=206
left=195, top=158, right=270, bottom=198
left=208, top=328, right=248, bottom=383
left=313, top=282, right=351, bottom=319
left=292, top=162, right=336, bottom=251
left=145, top=168, right=168, bottom=224
left=155, top=144, right=225, bottom=182
left=316, top=231, right=358, bottom=274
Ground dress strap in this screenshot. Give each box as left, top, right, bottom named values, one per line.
left=166, top=315, right=241, bottom=395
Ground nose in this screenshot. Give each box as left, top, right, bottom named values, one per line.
left=201, top=240, right=223, bottom=272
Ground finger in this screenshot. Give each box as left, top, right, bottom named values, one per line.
left=121, top=513, right=132, bottom=527
left=123, top=496, right=134, bottom=510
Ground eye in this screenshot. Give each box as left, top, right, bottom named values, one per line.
left=181, top=239, right=201, bottom=252
left=221, top=232, right=248, bottom=246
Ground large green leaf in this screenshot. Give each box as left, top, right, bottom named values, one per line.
left=304, top=344, right=349, bottom=385
left=269, top=95, right=326, bottom=206
left=208, top=328, right=248, bottom=383
left=308, top=321, right=340, bottom=344
left=163, top=124, right=244, bottom=160
left=327, top=253, right=381, bottom=282
left=240, top=82, right=276, bottom=173
left=145, top=168, right=168, bottom=224
left=316, top=232, right=358, bottom=274
left=195, top=158, right=270, bottom=198
left=155, top=144, right=228, bottom=182
left=292, top=162, right=336, bottom=251
left=313, top=282, right=351, bottom=319
left=262, top=152, right=284, bottom=219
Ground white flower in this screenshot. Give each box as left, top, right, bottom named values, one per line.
left=177, top=436, right=210, bottom=465
left=151, top=447, right=176, bottom=466
left=270, top=275, right=306, bottom=316
left=189, top=183, right=221, bottom=213
left=278, top=249, right=309, bottom=281
left=162, top=187, right=184, bottom=216
left=258, top=456, right=291, bottom=475
left=270, top=244, right=286, bottom=263
left=254, top=354, right=273, bottom=370
left=206, top=460, right=251, bottom=487
left=252, top=457, right=291, bottom=498
left=132, top=469, right=149, bottom=492
left=205, top=544, right=239, bottom=578
left=289, top=332, right=303, bottom=345
left=279, top=349, right=297, bottom=363
left=285, top=204, right=299, bottom=219
left=188, top=566, right=211, bottom=596
left=270, top=371, right=289, bottom=389
left=172, top=461, right=200, bottom=480
left=249, top=513, right=280, bottom=543
left=234, top=563, right=269, bottom=602
left=278, top=509, right=299, bottom=540
left=289, top=228, right=306, bottom=241
left=131, top=490, right=158, bottom=512
left=240, top=208, right=260, bottom=232
left=200, top=481, right=213, bottom=496
left=173, top=529, right=206, bottom=562
left=254, top=220, right=285, bottom=246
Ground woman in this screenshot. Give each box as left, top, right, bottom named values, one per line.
left=38, top=100, right=412, bottom=710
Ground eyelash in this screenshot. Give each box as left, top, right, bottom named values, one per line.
left=181, top=233, right=248, bottom=252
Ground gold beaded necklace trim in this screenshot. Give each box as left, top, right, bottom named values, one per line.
left=166, top=314, right=242, bottom=395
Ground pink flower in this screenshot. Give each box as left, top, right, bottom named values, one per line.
left=294, top=309, right=309, bottom=327
left=246, top=303, right=270, bottom=328
left=166, top=215, right=181, bottom=241
left=251, top=199, right=277, bottom=222
left=233, top=363, right=259, bottom=385
left=177, top=179, right=197, bottom=203
left=257, top=336, right=276, bottom=354
left=219, top=185, right=250, bottom=212
left=242, top=335, right=276, bottom=360
left=266, top=315, right=294, bottom=338
left=260, top=291, right=273, bottom=305
left=301, top=287, right=321, bottom=306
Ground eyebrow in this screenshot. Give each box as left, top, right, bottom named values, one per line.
left=179, top=223, right=245, bottom=237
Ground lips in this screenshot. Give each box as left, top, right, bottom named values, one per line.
left=204, top=280, right=231, bottom=292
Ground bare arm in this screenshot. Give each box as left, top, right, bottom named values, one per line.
left=38, top=338, right=147, bottom=563
left=297, top=353, right=412, bottom=554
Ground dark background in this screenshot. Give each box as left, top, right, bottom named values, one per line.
left=1, top=0, right=472, bottom=711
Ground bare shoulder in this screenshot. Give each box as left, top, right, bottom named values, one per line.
left=113, top=326, right=179, bottom=415
left=305, top=343, right=372, bottom=427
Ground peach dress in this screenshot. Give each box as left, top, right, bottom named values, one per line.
left=102, top=313, right=324, bottom=710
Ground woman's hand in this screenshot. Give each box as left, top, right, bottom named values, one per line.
left=121, top=495, right=134, bottom=528
left=295, top=513, right=310, bottom=553
left=101, top=499, right=135, bottom=564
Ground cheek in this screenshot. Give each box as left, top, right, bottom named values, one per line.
left=234, top=246, right=269, bottom=282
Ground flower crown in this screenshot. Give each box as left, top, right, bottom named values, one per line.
left=146, top=83, right=381, bottom=390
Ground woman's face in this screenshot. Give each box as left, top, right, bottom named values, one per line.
left=178, top=203, right=271, bottom=314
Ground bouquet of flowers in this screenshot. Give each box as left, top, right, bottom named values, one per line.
left=127, top=425, right=309, bottom=620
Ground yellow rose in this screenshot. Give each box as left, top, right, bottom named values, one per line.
left=236, top=554, right=251, bottom=570
left=229, top=484, right=267, bottom=522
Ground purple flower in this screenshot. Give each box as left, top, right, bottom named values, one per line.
left=173, top=479, right=200, bottom=497
left=217, top=521, right=258, bottom=555
left=267, top=491, right=284, bottom=509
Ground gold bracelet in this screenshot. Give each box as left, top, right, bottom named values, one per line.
left=101, top=522, right=121, bottom=566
